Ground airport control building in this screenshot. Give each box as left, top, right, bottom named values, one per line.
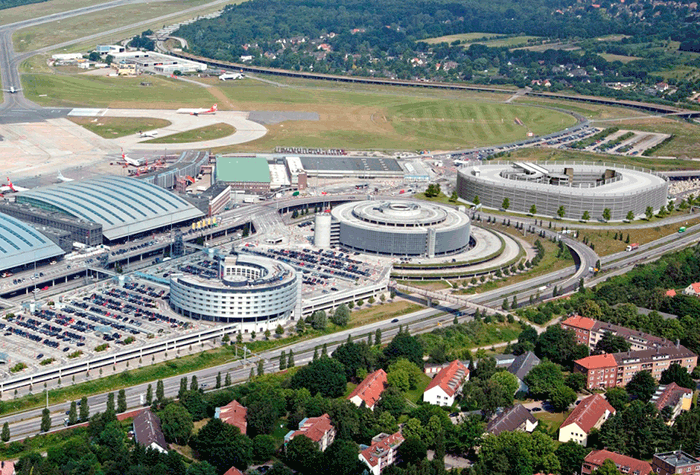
left=329, top=200, right=471, bottom=257
left=457, top=162, right=668, bottom=221
left=169, top=251, right=301, bottom=331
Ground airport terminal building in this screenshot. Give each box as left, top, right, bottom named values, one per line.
left=457, top=162, right=668, bottom=221
left=169, top=252, right=301, bottom=332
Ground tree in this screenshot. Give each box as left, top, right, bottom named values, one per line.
left=186, top=461, right=218, bottom=475
left=275, top=324, right=284, bottom=337
left=310, top=310, right=328, bottom=330
left=156, top=379, right=165, bottom=401
left=602, top=208, right=611, bottom=221
left=645, top=206, right=654, bottom=220
left=398, top=436, right=428, bottom=467
left=626, top=210, right=635, bottom=221
left=190, top=375, right=199, bottom=392
left=247, top=390, right=286, bottom=437
left=160, top=402, right=194, bottom=445
left=557, top=205, right=566, bottom=218
left=332, top=340, right=372, bottom=380
left=190, top=418, right=252, bottom=473
left=375, top=386, right=406, bottom=418
left=253, top=434, right=277, bottom=464
left=323, top=439, right=363, bottom=475
left=593, top=332, right=631, bottom=355
left=450, top=191, right=459, bottom=202
left=1, top=422, right=9, bottom=442
left=490, top=371, right=520, bottom=395
left=535, top=325, right=588, bottom=368
left=106, top=392, right=115, bottom=413
left=216, top=372, right=222, bottom=389
left=285, top=435, right=321, bottom=473
left=626, top=371, right=657, bottom=402
left=660, top=363, right=695, bottom=389
left=548, top=384, right=577, bottom=411
left=257, top=359, right=265, bottom=376
left=68, top=401, right=78, bottom=425
left=79, top=396, right=89, bottom=422
left=225, top=373, right=232, bottom=386
left=383, top=332, right=423, bottom=367
left=330, top=304, right=350, bottom=326
left=179, top=377, right=188, bottom=399
left=524, top=361, right=565, bottom=399
left=556, top=441, right=590, bottom=475
left=288, top=349, right=295, bottom=367
left=296, top=318, right=306, bottom=334
left=598, top=401, right=671, bottom=459
left=582, top=210, right=590, bottom=221
left=375, top=328, right=382, bottom=345
left=146, top=384, right=153, bottom=406
left=280, top=351, right=287, bottom=371
left=117, top=389, right=127, bottom=413
left=502, top=197, right=510, bottom=211
left=41, top=408, right=51, bottom=432
left=387, top=358, right=423, bottom=392
left=605, top=387, right=629, bottom=411
left=473, top=195, right=480, bottom=206
left=530, top=204, right=537, bottom=215
left=291, top=356, right=347, bottom=398
left=476, top=430, right=560, bottom=475
left=565, top=372, right=587, bottom=392
left=592, top=459, right=622, bottom=475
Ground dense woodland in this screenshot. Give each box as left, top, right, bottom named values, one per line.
left=176, top=0, right=700, bottom=103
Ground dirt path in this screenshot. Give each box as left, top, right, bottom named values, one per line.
left=206, top=86, right=237, bottom=111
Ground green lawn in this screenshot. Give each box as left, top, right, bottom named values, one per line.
left=476, top=35, right=541, bottom=48
left=405, top=373, right=432, bottom=404
left=68, top=117, right=171, bottom=138
left=599, top=53, right=643, bottom=63
left=420, top=32, right=502, bottom=45
left=144, top=123, right=236, bottom=144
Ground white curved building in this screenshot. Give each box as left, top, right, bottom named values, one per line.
left=331, top=200, right=470, bottom=257
left=457, top=162, right=668, bottom=221
left=169, top=252, right=300, bottom=332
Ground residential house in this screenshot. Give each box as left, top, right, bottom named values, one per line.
left=507, top=351, right=540, bottom=393
left=493, top=354, right=517, bottom=368
left=359, top=432, right=405, bottom=475
left=581, top=450, right=652, bottom=475
left=348, top=369, right=388, bottom=410
left=665, top=289, right=677, bottom=297
left=423, top=360, right=469, bottom=407
left=0, top=461, right=15, bottom=475
left=573, top=344, right=697, bottom=389
left=558, top=394, right=615, bottom=446
left=133, top=409, right=168, bottom=453
left=223, top=468, right=244, bottom=475
left=652, top=451, right=700, bottom=475
left=215, top=399, right=247, bottom=435
left=651, top=383, right=693, bottom=424
left=284, top=413, right=335, bottom=452
left=485, top=404, right=538, bottom=436
left=683, top=282, right=700, bottom=296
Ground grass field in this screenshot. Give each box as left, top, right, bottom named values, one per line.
left=22, top=73, right=215, bottom=108
left=12, top=0, right=219, bottom=52
left=600, top=53, right=643, bottom=63
left=516, top=96, right=650, bottom=120
left=0, top=0, right=113, bottom=26
left=477, top=35, right=541, bottom=48
left=420, top=32, right=502, bottom=45
left=68, top=116, right=171, bottom=138
left=348, top=301, right=423, bottom=327
left=144, top=123, right=236, bottom=143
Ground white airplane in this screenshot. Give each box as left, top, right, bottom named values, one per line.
left=139, top=130, right=158, bottom=138
left=176, top=104, right=217, bottom=116
left=0, top=177, right=28, bottom=193
left=56, top=171, right=74, bottom=182
left=120, top=149, right=147, bottom=167
left=1, top=86, right=21, bottom=94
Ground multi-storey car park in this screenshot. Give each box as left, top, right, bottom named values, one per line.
left=169, top=251, right=301, bottom=332
left=456, top=162, right=669, bottom=221
left=329, top=200, right=471, bottom=257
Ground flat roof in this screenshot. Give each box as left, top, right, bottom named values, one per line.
left=17, top=176, right=204, bottom=241
left=0, top=212, right=65, bottom=272
left=300, top=156, right=403, bottom=173
left=216, top=156, right=271, bottom=183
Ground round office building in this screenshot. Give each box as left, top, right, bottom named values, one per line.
left=169, top=252, right=300, bottom=332
left=457, top=162, right=668, bottom=221
left=330, top=200, right=471, bottom=257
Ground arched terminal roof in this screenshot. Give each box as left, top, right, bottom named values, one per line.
left=17, top=176, right=204, bottom=240
left=0, top=212, right=64, bottom=272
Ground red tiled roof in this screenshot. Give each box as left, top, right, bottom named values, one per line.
left=652, top=382, right=692, bottom=411
left=666, top=289, right=677, bottom=297
left=689, top=282, right=700, bottom=294
left=360, top=432, right=405, bottom=468
left=0, top=461, right=15, bottom=475
left=562, top=315, right=596, bottom=331
left=291, top=413, right=334, bottom=443
left=561, top=394, right=615, bottom=434
left=218, top=399, right=247, bottom=435
left=223, top=467, right=244, bottom=475
left=347, top=369, right=387, bottom=408
left=574, top=354, right=617, bottom=370
left=425, top=360, right=469, bottom=397
left=585, top=450, right=652, bottom=475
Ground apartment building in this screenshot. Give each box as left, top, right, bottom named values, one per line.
left=652, top=451, right=700, bottom=475
left=561, top=315, right=670, bottom=352
left=284, top=414, right=336, bottom=452
left=359, top=432, right=405, bottom=475
left=581, top=450, right=651, bottom=475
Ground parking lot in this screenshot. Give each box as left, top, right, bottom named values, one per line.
left=0, top=280, right=206, bottom=377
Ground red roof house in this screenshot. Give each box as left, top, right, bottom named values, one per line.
left=284, top=413, right=336, bottom=452
left=558, top=394, right=616, bottom=446
left=216, top=399, right=247, bottom=435
left=581, top=449, right=652, bottom=475
left=348, top=369, right=388, bottom=410
left=423, top=360, right=469, bottom=407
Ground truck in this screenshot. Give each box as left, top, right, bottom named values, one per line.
left=626, top=243, right=639, bottom=251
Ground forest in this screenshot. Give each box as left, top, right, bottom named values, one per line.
left=175, top=0, right=700, bottom=103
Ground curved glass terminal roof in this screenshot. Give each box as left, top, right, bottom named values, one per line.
left=17, top=176, right=204, bottom=240
left=0, top=212, right=64, bottom=272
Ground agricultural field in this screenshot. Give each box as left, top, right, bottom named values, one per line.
left=144, top=123, right=236, bottom=144
left=420, top=32, right=502, bottom=45
left=599, top=53, right=643, bottom=63
left=68, top=117, right=171, bottom=138
left=477, top=35, right=541, bottom=48
left=12, top=0, right=221, bottom=52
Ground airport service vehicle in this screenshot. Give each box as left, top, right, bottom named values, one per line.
left=626, top=243, right=639, bottom=251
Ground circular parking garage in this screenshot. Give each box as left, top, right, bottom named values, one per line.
left=330, top=200, right=471, bottom=257
left=169, top=251, right=300, bottom=332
